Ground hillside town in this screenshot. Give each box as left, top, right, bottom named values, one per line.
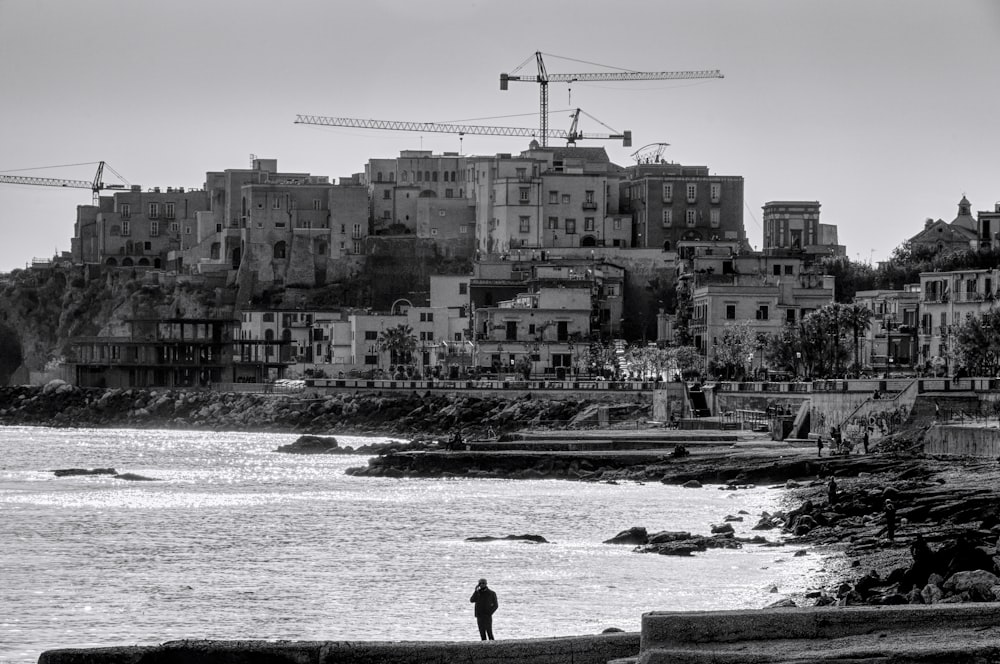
left=1, top=144, right=998, bottom=391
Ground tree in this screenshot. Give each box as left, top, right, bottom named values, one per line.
left=622, top=343, right=673, bottom=380
left=953, top=310, right=1000, bottom=376
left=711, top=321, right=758, bottom=380
left=673, top=274, right=694, bottom=347
left=841, top=303, right=873, bottom=376
left=670, top=345, right=705, bottom=380
left=378, top=324, right=417, bottom=368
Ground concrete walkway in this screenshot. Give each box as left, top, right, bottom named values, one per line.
left=637, top=604, right=1000, bottom=663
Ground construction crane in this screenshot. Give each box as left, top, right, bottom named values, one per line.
left=295, top=108, right=631, bottom=147
left=501, top=51, right=723, bottom=147
left=0, top=161, right=129, bottom=204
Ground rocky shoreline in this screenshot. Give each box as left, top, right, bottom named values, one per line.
left=0, top=383, right=645, bottom=437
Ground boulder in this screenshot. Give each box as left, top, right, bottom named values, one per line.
left=466, top=534, right=549, bottom=544
left=648, top=531, right=694, bottom=544
left=682, top=479, right=702, bottom=488
left=603, top=527, right=649, bottom=545
left=943, top=569, right=1000, bottom=600
left=764, top=597, right=796, bottom=609
left=921, top=583, right=942, bottom=604
left=275, top=435, right=341, bottom=454
left=711, top=523, right=735, bottom=535
left=52, top=468, right=117, bottom=477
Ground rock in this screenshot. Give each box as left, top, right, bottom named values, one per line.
left=764, top=597, right=796, bottom=608
left=943, top=570, right=1000, bottom=600
left=52, top=468, right=117, bottom=477
left=601, top=627, right=625, bottom=633
left=921, top=582, right=942, bottom=605
left=465, top=534, right=549, bottom=544
left=711, top=523, right=735, bottom=535
left=275, top=435, right=342, bottom=454
left=682, top=479, right=702, bottom=488
left=603, top=527, right=649, bottom=545
left=724, top=515, right=744, bottom=522
left=647, top=542, right=704, bottom=556
left=647, top=531, right=694, bottom=544
left=114, top=473, right=159, bottom=481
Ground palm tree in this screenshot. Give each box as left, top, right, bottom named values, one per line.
left=843, top=304, right=872, bottom=376
left=378, top=324, right=417, bottom=369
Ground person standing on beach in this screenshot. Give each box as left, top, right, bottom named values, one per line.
left=828, top=476, right=838, bottom=505
left=470, top=578, right=498, bottom=640
left=884, top=499, right=897, bottom=541
left=863, top=429, right=870, bottom=455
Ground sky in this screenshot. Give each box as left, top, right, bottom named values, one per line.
left=0, top=0, right=998, bottom=272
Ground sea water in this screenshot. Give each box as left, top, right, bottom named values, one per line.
left=0, top=425, right=831, bottom=663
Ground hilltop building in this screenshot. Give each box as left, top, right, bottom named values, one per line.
left=907, top=195, right=979, bottom=254
left=623, top=162, right=746, bottom=252
left=762, top=201, right=845, bottom=258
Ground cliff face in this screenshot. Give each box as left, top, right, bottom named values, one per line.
left=0, top=266, right=226, bottom=378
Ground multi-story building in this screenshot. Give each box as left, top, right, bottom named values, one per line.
left=470, top=144, right=631, bottom=256
left=976, top=201, right=1000, bottom=250
left=762, top=201, right=845, bottom=257
left=919, top=267, right=1000, bottom=374
left=853, top=286, right=921, bottom=374
left=623, top=162, right=746, bottom=252
left=73, top=185, right=210, bottom=267
left=684, top=250, right=835, bottom=366
left=366, top=150, right=471, bottom=235
left=71, top=317, right=291, bottom=388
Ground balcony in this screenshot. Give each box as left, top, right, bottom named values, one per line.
left=582, top=202, right=598, bottom=211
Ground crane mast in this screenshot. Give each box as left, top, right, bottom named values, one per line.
left=501, top=51, right=723, bottom=147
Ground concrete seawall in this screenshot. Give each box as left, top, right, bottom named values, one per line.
left=924, top=423, right=1000, bottom=457
left=38, top=632, right=640, bottom=664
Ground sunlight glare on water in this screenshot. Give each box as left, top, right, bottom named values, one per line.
left=0, top=425, right=833, bottom=663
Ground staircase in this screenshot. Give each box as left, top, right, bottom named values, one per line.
left=686, top=384, right=711, bottom=418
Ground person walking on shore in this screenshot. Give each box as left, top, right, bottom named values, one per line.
left=828, top=476, right=838, bottom=505
left=470, top=578, right=498, bottom=640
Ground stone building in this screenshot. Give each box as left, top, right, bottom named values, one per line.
left=762, top=201, right=845, bottom=257
left=907, top=196, right=979, bottom=254
left=853, top=286, right=921, bottom=374
left=622, top=162, right=745, bottom=252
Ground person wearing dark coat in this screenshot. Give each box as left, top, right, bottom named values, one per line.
left=470, top=578, right=499, bottom=640
left=827, top=476, right=838, bottom=505
left=884, top=499, right=897, bottom=541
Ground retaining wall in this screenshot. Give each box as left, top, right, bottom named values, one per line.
left=38, top=633, right=640, bottom=664
left=924, top=424, right=1000, bottom=457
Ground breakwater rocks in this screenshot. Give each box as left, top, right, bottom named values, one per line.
left=0, top=383, right=642, bottom=436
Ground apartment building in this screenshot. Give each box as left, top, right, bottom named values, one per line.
left=684, top=250, right=835, bottom=365
left=853, top=286, right=921, bottom=373
left=623, top=162, right=745, bottom=251
left=919, top=268, right=1000, bottom=374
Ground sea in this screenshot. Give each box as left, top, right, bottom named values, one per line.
left=0, top=425, right=833, bottom=663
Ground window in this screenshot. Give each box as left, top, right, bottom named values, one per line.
left=122, top=221, right=130, bottom=236
left=561, top=194, right=570, bottom=204
left=584, top=217, right=594, bottom=231
left=585, top=190, right=595, bottom=203
left=662, top=209, right=673, bottom=227
left=143, top=241, right=151, bottom=251
left=150, top=221, right=159, bottom=237
left=710, top=209, right=720, bottom=227
left=519, top=188, right=530, bottom=202
left=352, top=239, right=362, bottom=254
left=516, top=168, right=526, bottom=180
left=310, top=199, right=320, bottom=210
left=686, top=183, right=697, bottom=203
left=120, top=203, right=130, bottom=219
left=432, top=171, right=438, bottom=182
left=549, top=191, right=558, bottom=204
left=383, top=190, right=391, bottom=200
left=786, top=309, right=796, bottom=323
left=353, top=223, right=362, bottom=238
left=662, top=183, right=673, bottom=202
left=726, top=304, right=736, bottom=320
left=547, top=216, right=559, bottom=230
left=430, top=228, right=438, bottom=235
left=773, top=265, right=782, bottom=276
left=445, top=189, right=453, bottom=198
left=364, top=330, right=378, bottom=340
left=784, top=265, right=794, bottom=275
left=459, top=282, right=468, bottom=295
left=756, top=305, right=769, bottom=320
left=376, top=172, right=383, bottom=182
left=613, top=218, right=622, bottom=230
left=519, top=216, right=530, bottom=233
left=165, top=203, right=175, bottom=219
left=685, top=209, right=696, bottom=226
left=171, top=222, right=179, bottom=233
left=148, top=203, right=160, bottom=219
left=710, top=183, right=721, bottom=203
left=185, top=226, right=192, bottom=235
left=459, top=224, right=468, bottom=234
left=274, top=241, right=287, bottom=259
left=272, top=197, right=280, bottom=209
left=565, top=218, right=576, bottom=234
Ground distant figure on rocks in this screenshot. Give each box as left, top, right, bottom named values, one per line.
left=884, top=499, right=897, bottom=541
left=828, top=476, right=838, bottom=505
left=448, top=429, right=463, bottom=451
left=816, top=436, right=824, bottom=458
left=470, top=578, right=499, bottom=640
left=863, top=429, right=870, bottom=455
